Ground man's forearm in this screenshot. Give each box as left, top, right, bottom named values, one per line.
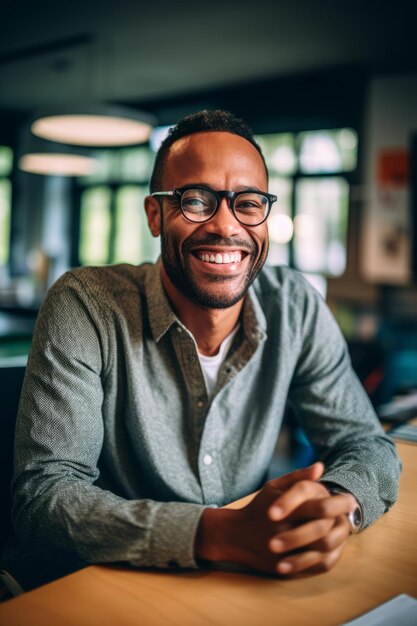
left=12, top=477, right=206, bottom=570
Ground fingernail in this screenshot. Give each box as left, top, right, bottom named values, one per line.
left=269, top=539, right=285, bottom=553
left=278, top=561, right=292, bottom=573
left=269, top=506, right=284, bottom=520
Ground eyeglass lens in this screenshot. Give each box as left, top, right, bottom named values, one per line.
left=181, top=188, right=269, bottom=225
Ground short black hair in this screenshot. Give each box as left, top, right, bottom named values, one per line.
left=149, top=109, right=267, bottom=193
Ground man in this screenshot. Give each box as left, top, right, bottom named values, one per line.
left=9, top=110, right=400, bottom=588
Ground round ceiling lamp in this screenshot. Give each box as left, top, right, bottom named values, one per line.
left=19, top=153, right=97, bottom=176
left=30, top=104, right=156, bottom=147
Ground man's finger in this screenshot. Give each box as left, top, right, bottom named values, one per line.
left=306, top=515, right=351, bottom=552
left=288, top=493, right=358, bottom=522
left=269, top=517, right=334, bottom=553
left=275, top=520, right=349, bottom=576
left=276, top=548, right=324, bottom=575
left=277, top=541, right=347, bottom=576
left=267, top=462, right=325, bottom=494
left=268, top=478, right=328, bottom=521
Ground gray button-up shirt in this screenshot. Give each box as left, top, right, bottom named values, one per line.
left=12, top=261, right=401, bottom=576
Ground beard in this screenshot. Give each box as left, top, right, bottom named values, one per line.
left=160, top=229, right=268, bottom=310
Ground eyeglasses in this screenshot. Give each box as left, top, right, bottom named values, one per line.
left=151, top=185, right=277, bottom=226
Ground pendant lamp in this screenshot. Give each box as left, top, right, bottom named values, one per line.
left=30, top=103, right=156, bottom=148
left=18, top=134, right=98, bottom=177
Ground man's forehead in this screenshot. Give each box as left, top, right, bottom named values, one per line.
left=168, top=130, right=258, bottom=158
left=160, top=130, right=268, bottom=189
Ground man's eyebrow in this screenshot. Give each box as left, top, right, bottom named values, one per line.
left=235, top=185, right=264, bottom=192
left=179, top=183, right=265, bottom=192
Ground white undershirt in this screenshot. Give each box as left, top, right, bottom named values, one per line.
left=196, top=325, right=240, bottom=401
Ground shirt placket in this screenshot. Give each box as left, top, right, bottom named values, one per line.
left=198, top=331, right=265, bottom=505
left=171, top=323, right=208, bottom=442
left=170, top=324, right=229, bottom=504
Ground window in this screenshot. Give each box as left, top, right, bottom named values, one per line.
left=298, top=129, right=358, bottom=173
left=0, top=146, right=13, bottom=267
left=114, top=186, right=152, bottom=264
left=75, top=129, right=358, bottom=276
left=79, top=187, right=112, bottom=266
left=76, top=146, right=159, bottom=266
left=294, top=177, right=349, bottom=275
left=256, top=128, right=357, bottom=277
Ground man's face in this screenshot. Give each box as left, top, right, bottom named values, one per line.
left=151, top=131, right=269, bottom=309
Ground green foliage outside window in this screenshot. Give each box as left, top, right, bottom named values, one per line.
left=0, top=179, right=11, bottom=266
left=78, top=187, right=112, bottom=265
left=114, top=186, right=158, bottom=265
left=0, top=146, right=13, bottom=267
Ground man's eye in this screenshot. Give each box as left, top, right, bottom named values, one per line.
left=184, top=198, right=207, bottom=207
left=182, top=197, right=212, bottom=214
left=236, top=200, right=258, bottom=209
left=235, top=201, right=264, bottom=213
left=235, top=193, right=267, bottom=213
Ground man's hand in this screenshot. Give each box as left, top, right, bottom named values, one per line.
left=195, top=462, right=357, bottom=577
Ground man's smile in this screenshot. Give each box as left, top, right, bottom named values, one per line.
left=194, top=249, right=248, bottom=265
left=188, top=249, right=250, bottom=277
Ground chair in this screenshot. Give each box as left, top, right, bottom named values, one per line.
left=0, top=363, right=26, bottom=598
left=0, top=363, right=26, bottom=547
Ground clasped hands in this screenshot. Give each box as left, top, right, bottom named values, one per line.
left=195, top=462, right=358, bottom=577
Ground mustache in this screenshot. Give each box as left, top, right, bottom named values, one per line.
left=183, top=234, right=256, bottom=254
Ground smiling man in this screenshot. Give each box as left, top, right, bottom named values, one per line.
left=146, top=129, right=271, bottom=353
left=8, top=110, right=400, bottom=589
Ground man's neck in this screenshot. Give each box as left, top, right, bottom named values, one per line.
left=160, top=265, right=243, bottom=356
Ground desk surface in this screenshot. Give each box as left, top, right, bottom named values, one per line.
left=1, top=441, right=416, bottom=626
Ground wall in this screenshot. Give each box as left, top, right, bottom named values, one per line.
left=361, top=72, right=417, bottom=285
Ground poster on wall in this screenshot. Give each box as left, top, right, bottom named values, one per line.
left=362, top=148, right=412, bottom=284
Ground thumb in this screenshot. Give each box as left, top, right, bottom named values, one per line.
left=267, top=462, right=325, bottom=492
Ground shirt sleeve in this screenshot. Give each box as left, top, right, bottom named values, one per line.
left=287, top=279, right=401, bottom=530
left=12, top=272, right=207, bottom=574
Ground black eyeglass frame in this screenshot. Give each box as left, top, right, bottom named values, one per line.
left=151, top=185, right=277, bottom=226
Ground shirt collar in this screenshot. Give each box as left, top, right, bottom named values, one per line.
left=242, top=282, right=268, bottom=344
left=145, top=258, right=178, bottom=342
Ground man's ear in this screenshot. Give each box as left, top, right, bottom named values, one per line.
left=144, top=195, right=161, bottom=237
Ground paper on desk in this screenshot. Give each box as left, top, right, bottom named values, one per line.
left=342, top=594, right=417, bottom=626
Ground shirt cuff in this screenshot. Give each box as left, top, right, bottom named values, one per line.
left=143, top=502, right=209, bottom=569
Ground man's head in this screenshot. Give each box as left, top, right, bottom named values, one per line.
left=145, top=110, right=273, bottom=310
left=149, top=110, right=267, bottom=194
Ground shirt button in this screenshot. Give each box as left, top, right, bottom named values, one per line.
left=177, top=326, right=183, bottom=333
left=203, top=454, right=213, bottom=466
left=196, top=399, right=204, bottom=409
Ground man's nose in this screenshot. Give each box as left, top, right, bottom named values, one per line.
left=203, top=198, right=243, bottom=237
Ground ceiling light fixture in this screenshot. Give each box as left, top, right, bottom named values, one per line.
left=19, top=153, right=97, bottom=176
left=30, top=103, right=156, bottom=147
left=17, top=133, right=98, bottom=177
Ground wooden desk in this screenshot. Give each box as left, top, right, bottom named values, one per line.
left=1, top=441, right=416, bottom=626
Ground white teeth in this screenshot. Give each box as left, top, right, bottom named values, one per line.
left=199, top=251, right=243, bottom=264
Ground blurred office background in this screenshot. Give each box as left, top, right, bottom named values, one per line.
left=1, top=0, right=417, bottom=448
